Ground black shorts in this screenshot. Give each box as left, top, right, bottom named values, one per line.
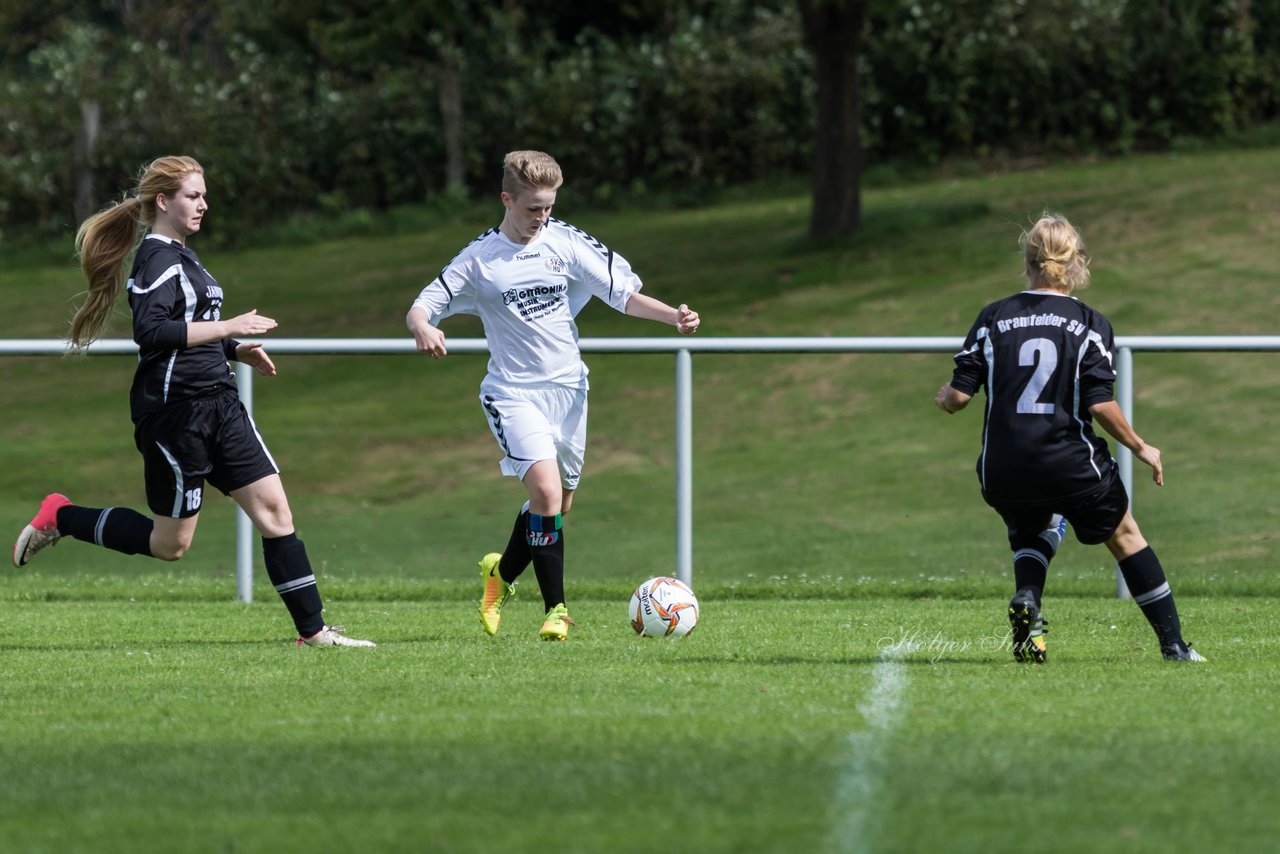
left=986, top=472, right=1130, bottom=548
left=133, top=391, right=279, bottom=518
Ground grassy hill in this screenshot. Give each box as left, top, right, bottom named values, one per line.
left=2, top=146, right=1278, bottom=598
left=3, top=148, right=1279, bottom=854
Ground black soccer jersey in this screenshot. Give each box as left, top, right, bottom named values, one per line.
left=127, top=234, right=239, bottom=421
left=950, top=290, right=1118, bottom=505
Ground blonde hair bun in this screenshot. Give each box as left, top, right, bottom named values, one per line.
left=1021, top=212, right=1090, bottom=292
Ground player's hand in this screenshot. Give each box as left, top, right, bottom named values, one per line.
left=934, top=383, right=949, bottom=411
left=675, top=304, right=700, bottom=335
left=934, top=382, right=972, bottom=413
left=235, top=341, right=277, bottom=376
left=225, top=309, right=277, bottom=337
left=412, top=322, right=448, bottom=358
left=934, top=383, right=955, bottom=412
left=1136, top=442, right=1164, bottom=486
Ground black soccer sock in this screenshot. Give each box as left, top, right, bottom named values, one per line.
left=1118, top=546, right=1183, bottom=647
left=1013, top=544, right=1053, bottom=607
left=56, top=505, right=154, bottom=557
left=497, top=503, right=532, bottom=584
left=262, top=532, right=325, bottom=637
left=527, top=512, right=565, bottom=612
left=1011, top=516, right=1065, bottom=607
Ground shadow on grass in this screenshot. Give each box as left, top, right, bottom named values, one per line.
left=0, top=638, right=293, bottom=651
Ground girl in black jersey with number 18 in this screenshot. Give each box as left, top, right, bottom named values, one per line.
left=934, top=213, right=1203, bottom=663
left=12, top=155, right=373, bottom=648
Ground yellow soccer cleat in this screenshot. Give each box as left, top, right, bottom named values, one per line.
left=539, top=603, right=576, bottom=641
left=1008, top=587, right=1048, bottom=664
left=478, top=553, right=516, bottom=636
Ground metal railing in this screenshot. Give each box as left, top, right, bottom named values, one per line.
left=6, top=335, right=1280, bottom=600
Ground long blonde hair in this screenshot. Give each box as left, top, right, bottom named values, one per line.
left=70, top=155, right=203, bottom=347
left=1021, top=212, right=1091, bottom=293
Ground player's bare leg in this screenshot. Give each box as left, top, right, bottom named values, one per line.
left=150, top=515, right=199, bottom=561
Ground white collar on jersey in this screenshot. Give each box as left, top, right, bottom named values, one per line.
left=145, top=233, right=184, bottom=247
left=1020, top=289, right=1077, bottom=298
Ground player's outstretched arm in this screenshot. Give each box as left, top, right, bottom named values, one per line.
left=186, top=309, right=278, bottom=347
left=406, top=306, right=448, bottom=358
left=1089, top=400, right=1164, bottom=486
left=624, top=293, right=700, bottom=334
left=934, top=382, right=971, bottom=414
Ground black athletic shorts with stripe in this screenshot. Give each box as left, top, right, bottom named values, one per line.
left=133, top=390, right=279, bottom=518
left=985, top=465, right=1130, bottom=547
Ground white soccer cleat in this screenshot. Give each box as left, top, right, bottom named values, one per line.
left=298, top=625, right=376, bottom=648
left=1161, top=641, right=1206, bottom=662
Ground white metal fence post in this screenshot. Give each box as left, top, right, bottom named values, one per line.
left=1114, top=346, right=1134, bottom=599
left=234, top=362, right=255, bottom=603
left=676, top=348, right=693, bottom=586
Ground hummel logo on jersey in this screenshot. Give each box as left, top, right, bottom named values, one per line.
left=527, top=530, right=560, bottom=547
left=515, top=252, right=541, bottom=260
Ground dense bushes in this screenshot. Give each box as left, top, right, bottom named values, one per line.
left=866, top=0, right=1280, bottom=159
left=0, top=0, right=1275, bottom=242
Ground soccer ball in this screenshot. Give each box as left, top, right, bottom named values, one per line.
left=629, top=576, right=700, bottom=637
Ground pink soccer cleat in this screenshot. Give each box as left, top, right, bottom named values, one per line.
left=13, top=493, right=72, bottom=567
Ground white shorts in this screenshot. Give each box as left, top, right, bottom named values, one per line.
left=479, top=379, right=588, bottom=490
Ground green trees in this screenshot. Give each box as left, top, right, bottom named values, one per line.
left=1, top=0, right=1275, bottom=241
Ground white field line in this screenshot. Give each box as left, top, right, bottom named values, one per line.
left=829, top=639, right=918, bottom=854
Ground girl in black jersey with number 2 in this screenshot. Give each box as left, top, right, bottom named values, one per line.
left=934, top=213, right=1203, bottom=663
left=12, top=156, right=373, bottom=648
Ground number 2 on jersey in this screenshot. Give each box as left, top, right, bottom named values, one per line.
left=1016, top=338, right=1057, bottom=414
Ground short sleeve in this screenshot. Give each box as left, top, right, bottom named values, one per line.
left=412, top=258, right=478, bottom=324
left=564, top=224, right=643, bottom=314
left=1078, top=315, right=1117, bottom=407
left=950, top=311, right=991, bottom=396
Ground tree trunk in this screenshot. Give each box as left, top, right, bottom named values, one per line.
left=799, top=0, right=866, bottom=240
left=438, top=57, right=465, bottom=192
left=74, top=98, right=101, bottom=224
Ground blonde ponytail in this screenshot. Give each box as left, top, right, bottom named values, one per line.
left=70, top=197, right=143, bottom=347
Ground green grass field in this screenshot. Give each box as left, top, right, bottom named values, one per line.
left=2, top=146, right=1279, bottom=852
left=2, top=592, right=1277, bottom=853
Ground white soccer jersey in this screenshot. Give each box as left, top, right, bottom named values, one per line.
left=411, top=218, right=644, bottom=387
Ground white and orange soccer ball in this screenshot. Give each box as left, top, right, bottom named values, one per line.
left=629, top=576, right=700, bottom=637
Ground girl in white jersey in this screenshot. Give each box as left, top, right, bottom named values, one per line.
left=407, top=150, right=700, bottom=640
